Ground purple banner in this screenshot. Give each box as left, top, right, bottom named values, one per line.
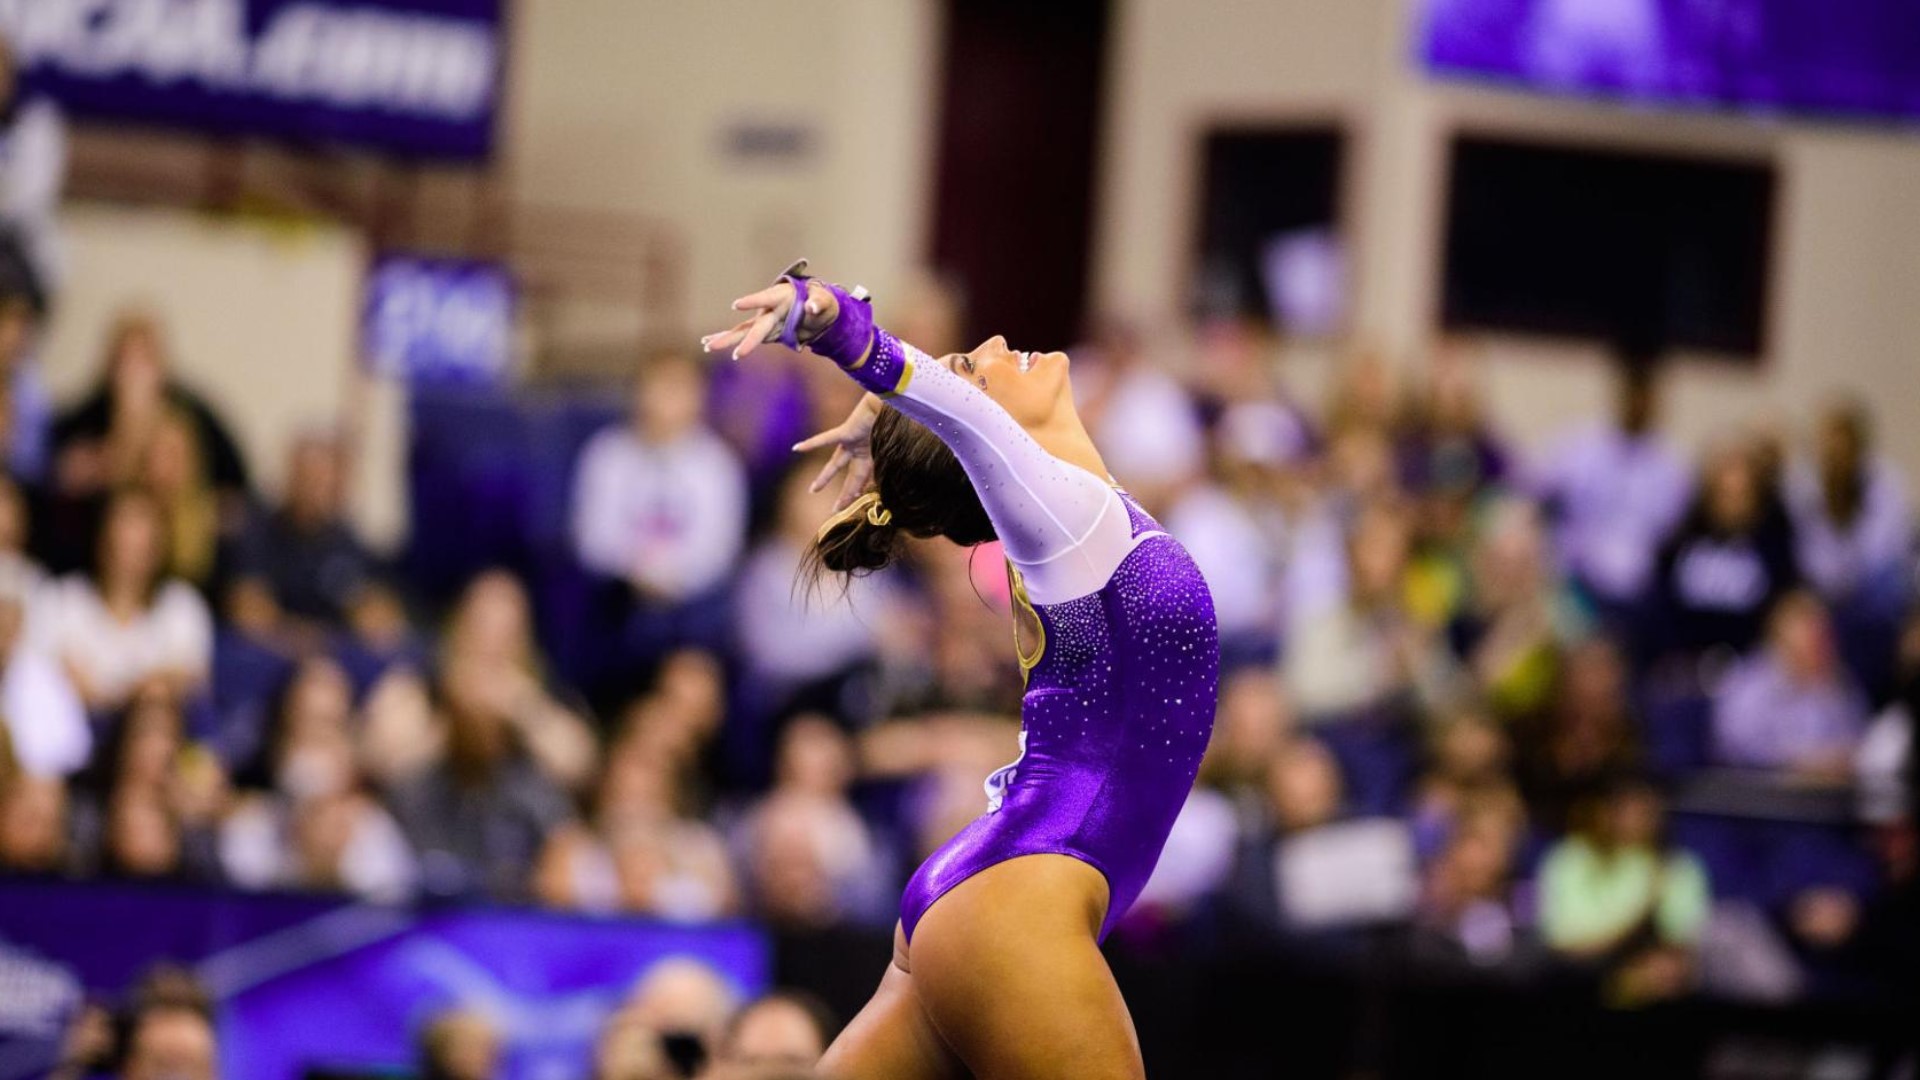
left=1418, top=0, right=1920, bottom=122
left=0, top=879, right=770, bottom=1080
left=2, top=0, right=502, bottom=159
left=364, top=254, right=515, bottom=385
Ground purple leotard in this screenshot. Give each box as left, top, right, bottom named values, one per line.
left=808, top=286, right=1220, bottom=943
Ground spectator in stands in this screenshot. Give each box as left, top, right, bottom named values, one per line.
left=1411, top=799, right=1534, bottom=974
left=388, top=592, right=578, bottom=898
left=1786, top=399, right=1912, bottom=610
left=1165, top=402, right=1303, bottom=670
left=1711, top=591, right=1868, bottom=778
left=736, top=715, right=888, bottom=928
left=336, top=578, right=430, bottom=697
left=1324, top=347, right=1401, bottom=438
left=710, top=991, right=834, bottom=1079
left=742, top=788, right=878, bottom=931
left=233, top=430, right=375, bottom=629
left=0, top=287, right=52, bottom=481
left=535, top=706, right=736, bottom=920
left=1396, top=345, right=1509, bottom=501
left=1534, top=362, right=1691, bottom=634
left=34, top=488, right=212, bottom=711
left=1241, top=738, right=1419, bottom=933
left=120, top=1000, right=218, bottom=1080
left=0, top=557, right=88, bottom=778
left=1652, top=438, right=1800, bottom=660
left=732, top=463, right=892, bottom=722
left=1452, top=499, right=1591, bottom=724
left=1538, top=777, right=1709, bottom=1004
left=1070, top=318, right=1204, bottom=511
left=357, top=664, right=442, bottom=793
left=572, top=351, right=748, bottom=694
left=1785, top=398, right=1914, bottom=696
left=0, top=32, right=66, bottom=313
left=1198, top=669, right=1295, bottom=801
left=0, top=772, right=67, bottom=872
left=593, top=1002, right=671, bottom=1080
left=1411, top=710, right=1524, bottom=862
left=48, top=311, right=250, bottom=564
left=419, top=1007, right=500, bottom=1080
left=1519, top=638, right=1645, bottom=829
left=1286, top=500, right=1447, bottom=721
left=100, top=785, right=187, bottom=880
left=623, top=957, right=738, bottom=1078
left=439, top=570, right=596, bottom=792
left=220, top=658, right=417, bottom=902
left=142, top=408, right=219, bottom=589
left=0, top=473, right=39, bottom=583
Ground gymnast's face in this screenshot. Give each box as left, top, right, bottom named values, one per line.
left=940, top=335, right=1074, bottom=431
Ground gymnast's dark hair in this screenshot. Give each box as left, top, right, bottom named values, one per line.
left=804, top=407, right=995, bottom=583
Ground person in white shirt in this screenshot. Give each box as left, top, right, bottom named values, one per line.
left=734, top=462, right=892, bottom=704
left=571, top=351, right=748, bottom=691
left=0, top=558, right=87, bottom=776
left=1165, top=401, right=1305, bottom=670
left=33, top=488, right=212, bottom=711
left=1070, top=322, right=1205, bottom=511
left=0, top=33, right=67, bottom=308
left=1533, top=363, right=1691, bottom=636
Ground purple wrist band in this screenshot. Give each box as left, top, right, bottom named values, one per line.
left=777, top=276, right=810, bottom=349
left=806, top=282, right=877, bottom=368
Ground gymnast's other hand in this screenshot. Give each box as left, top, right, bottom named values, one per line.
left=702, top=277, right=840, bottom=361
left=793, top=393, right=884, bottom=512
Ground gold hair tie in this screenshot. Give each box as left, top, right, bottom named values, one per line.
left=816, top=491, right=893, bottom=543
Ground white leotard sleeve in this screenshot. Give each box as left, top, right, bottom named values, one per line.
left=873, top=331, right=1136, bottom=605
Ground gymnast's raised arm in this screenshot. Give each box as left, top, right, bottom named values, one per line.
left=704, top=264, right=1130, bottom=602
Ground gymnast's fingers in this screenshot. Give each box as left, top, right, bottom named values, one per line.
left=732, top=308, right=781, bottom=360
left=792, top=425, right=846, bottom=455
left=808, top=447, right=850, bottom=494
left=731, top=284, right=792, bottom=314
left=701, top=317, right=756, bottom=355
left=835, top=458, right=874, bottom=512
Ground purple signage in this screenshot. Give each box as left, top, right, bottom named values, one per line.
left=364, top=254, right=515, bottom=385
left=1418, top=0, right=1920, bottom=122
left=2, top=0, right=503, bottom=159
left=0, top=879, right=771, bottom=1080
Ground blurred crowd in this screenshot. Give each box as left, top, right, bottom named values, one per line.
left=45, top=960, right=832, bottom=1080
left=1, top=261, right=1917, bottom=1075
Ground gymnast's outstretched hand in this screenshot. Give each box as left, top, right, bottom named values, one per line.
left=701, top=277, right=840, bottom=361
left=792, top=393, right=884, bottom=512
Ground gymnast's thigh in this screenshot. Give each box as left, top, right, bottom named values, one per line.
left=815, top=927, right=964, bottom=1080
left=906, top=853, right=1145, bottom=1080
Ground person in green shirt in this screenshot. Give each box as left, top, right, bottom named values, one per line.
left=1538, top=775, right=1711, bottom=1004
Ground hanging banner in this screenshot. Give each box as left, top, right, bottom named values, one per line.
left=363, top=253, right=515, bottom=385
left=1419, top=0, right=1920, bottom=123
left=0, top=0, right=503, bottom=159
left=0, top=879, right=770, bottom=1080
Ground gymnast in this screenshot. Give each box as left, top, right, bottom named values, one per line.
left=704, top=261, right=1219, bottom=1080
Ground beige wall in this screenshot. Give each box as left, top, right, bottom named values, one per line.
left=505, top=0, right=941, bottom=338
left=39, top=204, right=409, bottom=547
left=1097, top=0, right=1920, bottom=480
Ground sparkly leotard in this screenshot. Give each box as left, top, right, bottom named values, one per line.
left=810, top=295, right=1220, bottom=943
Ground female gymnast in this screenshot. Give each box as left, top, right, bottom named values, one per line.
left=703, top=262, right=1219, bottom=1080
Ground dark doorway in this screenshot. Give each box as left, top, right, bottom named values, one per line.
left=929, top=0, right=1112, bottom=351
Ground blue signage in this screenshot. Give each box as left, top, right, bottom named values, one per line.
left=2, top=0, right=503, bottom=159
left=0, top=880, right=771, bottom=1080
left=364, top=254, right=514, bottom=385
left=1419, top=0, right=1920, bottom=123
